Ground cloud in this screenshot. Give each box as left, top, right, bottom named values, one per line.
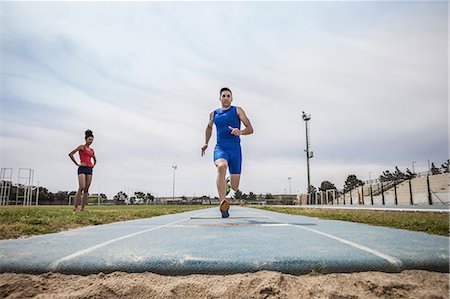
left=1, top=1, right=447, bottom=196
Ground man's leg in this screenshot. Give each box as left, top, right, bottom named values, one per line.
left=230, top=174, right=241, bottom=192
left=215, top=158, right=228, bottom=202
left=214, top=145, right=231, bottom=218
left=229, top=146, right=242, bottom=195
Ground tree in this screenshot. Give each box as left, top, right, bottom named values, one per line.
left=145, top=193, right=155, bottom=204
left=7, top=185, right=18, bottom=203
left=431, top=163, right=441, bottom=175
left=234, top=190, right=243, bottom=199
left=441, top=160, right=450, bottom=173
left=380, top=167, right=407, bottom=182
left=133, top=192, right=145, bottom=204
left=393, top=166, right=410, bottom=181
left=308, top=185, right=317, bottom=194
left=54, top=191, right=69, bottom=203
left=319, top=181, right=336, bottom=191
left=248, top=192, right=256, bottom=201
left=405, top=168, right=416, bottom=179
left=37, top=187, right=53, bottom=202
left=343, top=175, right=363, bottom=193
left=113, top=191, right=128, bottom=204
left=379, top=170, right=395, bottom=182
left=265, top=193, right=274, bottom=199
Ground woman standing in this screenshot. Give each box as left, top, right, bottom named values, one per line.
left=68, top=130, right=97, bottom=212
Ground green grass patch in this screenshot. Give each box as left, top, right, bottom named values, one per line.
left=253, top=206, right=450, bottom=236
left=0, top=205, right=208, bottom=240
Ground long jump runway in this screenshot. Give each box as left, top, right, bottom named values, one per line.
left=0, top=206, right=448, bottom=275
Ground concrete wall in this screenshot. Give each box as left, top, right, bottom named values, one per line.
left=337, top=173, right=449, bottom=205
left=429, top=173, right=450, bottom=204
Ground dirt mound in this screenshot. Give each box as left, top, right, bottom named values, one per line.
left=0, top=270, right=448, bottom=299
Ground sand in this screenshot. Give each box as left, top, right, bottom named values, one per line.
left=0, top=270, right=448, bottom=299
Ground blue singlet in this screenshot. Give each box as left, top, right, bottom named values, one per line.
left=213, top=106, right=242, bottom=175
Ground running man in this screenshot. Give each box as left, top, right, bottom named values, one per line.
left=201, top=87, right=253, bottom=218
left=68, top=129, right=97, bottom=212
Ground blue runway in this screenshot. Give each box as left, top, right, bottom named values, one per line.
left=0, top=206, right=448, bottom=275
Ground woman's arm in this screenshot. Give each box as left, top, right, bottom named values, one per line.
left=92, top=149, right=97, bottom=167
left=68, top=145, right=82, bottom=166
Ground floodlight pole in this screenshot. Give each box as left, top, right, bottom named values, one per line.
left=302, top=112, right=312, bottom=204
left=172, top=165, right=177, bottom=200
left=36, top=181, right=39, bottom=206
left=288, top=177, right=292, bottom=195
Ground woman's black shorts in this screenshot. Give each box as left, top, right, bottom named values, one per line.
left=78, top=166, right=93, bottom=175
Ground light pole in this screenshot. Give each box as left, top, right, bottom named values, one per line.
left=369, top=172, right=372, bottom=182
left=412, top=161, right=416, bottom=174
left=302, top=111, right=313, bottom=203
left=35, top=181, right=39, bottom=206
left=172, top=165, right=177, bottom=200
left=288, top=177, right=292, bottom=195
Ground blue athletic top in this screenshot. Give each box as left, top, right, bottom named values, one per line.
left=213, top=106, right=241, bottom=146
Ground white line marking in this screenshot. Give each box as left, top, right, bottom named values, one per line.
left=249, top=210, right=403, bottom=270
left=190, top=216, right=269, bottom=219
left=167, top=223, right=290, bottom=228
left=49, top=210, right=210, bottom=271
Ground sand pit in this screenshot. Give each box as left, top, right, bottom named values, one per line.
left=0, top=270, right=448, bottom=298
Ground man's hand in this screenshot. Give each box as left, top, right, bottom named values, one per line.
left=201, top=144, right=208, bottom=156
left=228, top=126, right=242, bottom=136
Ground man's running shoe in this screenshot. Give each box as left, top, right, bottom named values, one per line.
left=220, top=199, right=230, bottom=218
left=225, top=177, right=231, bottom=196
left=221, top=210, right=229, bottom=218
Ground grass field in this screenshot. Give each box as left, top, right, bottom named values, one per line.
left=0, top=205, right=208, bottom=240
left=254, top=206, right=450, bottom=236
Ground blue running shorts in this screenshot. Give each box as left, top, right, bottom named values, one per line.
left=214, top=144, right=242, bottom=175
left=78, top=166, right=93, bottom=175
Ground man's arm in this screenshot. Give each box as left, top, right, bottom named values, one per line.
left=201, top=112, right=214, bottom=156
left=230, top=107, right=254, bottom=136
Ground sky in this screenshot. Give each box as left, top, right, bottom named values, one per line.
left=1, top=1, right=448, bottom=198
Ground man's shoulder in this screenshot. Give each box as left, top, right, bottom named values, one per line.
left=213, top=107, right=224, bottom=114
